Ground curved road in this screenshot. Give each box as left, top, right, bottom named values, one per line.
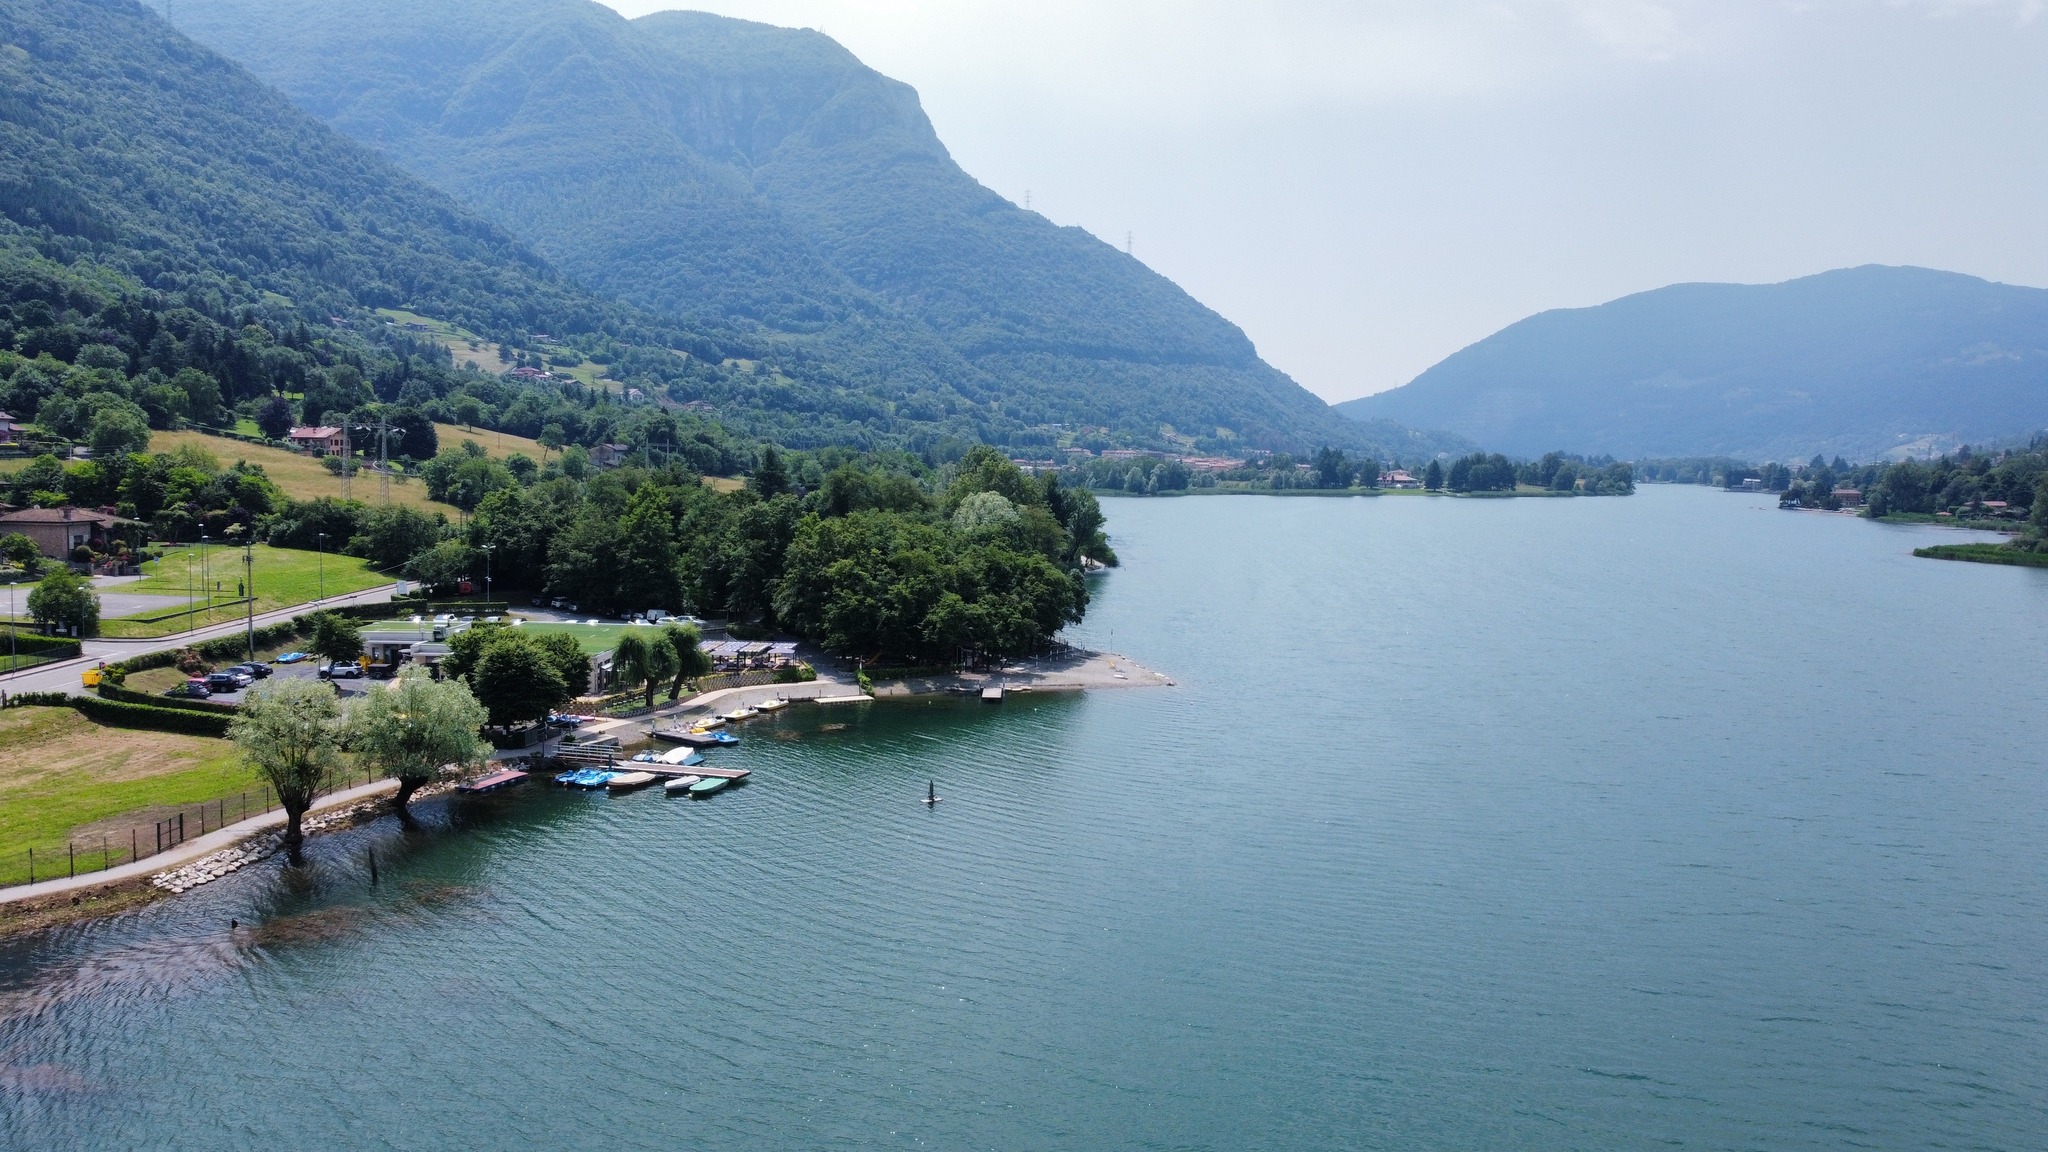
left=0, top=583, right=398, bottom=696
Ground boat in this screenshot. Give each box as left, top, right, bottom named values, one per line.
left=657, top=746, right=703, bottom=766
left=693, top=716, right=726, bottom=730
left=563, top=768, right=614, bottom=789
left=459, top=769, right=529, bottom=795
left=723, top=706, right=759, bottom=722
left=756, top=698, right=789, bottom=713
left=554, top=770, right=581, bottom=786
left=687, top=775, right=731, bottom=797
left=605, top=770, right=657, bottom=792
left=630, top=751, right=662, bottom=763
left=662, top=774, right=703, bottom=796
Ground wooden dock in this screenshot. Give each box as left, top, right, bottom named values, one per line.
left=636, top=764, right=750, bottom=781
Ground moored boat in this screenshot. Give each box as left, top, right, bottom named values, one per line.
left=687, top=775, right=731, bottom=797
left=605, top=770, right=657, bottom=791
left=756, top=698, right=789, bottom=713
left=662, top=774, right=703, bottom=795
left=657, top=746, right=702, bottom=766
left=723, top=706, right=759, bottom=722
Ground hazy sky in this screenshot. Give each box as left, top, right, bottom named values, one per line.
left=598, top=1, right=2048, bottom=402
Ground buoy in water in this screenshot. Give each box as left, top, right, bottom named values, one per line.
left=924, top=779, right=940, bottom=806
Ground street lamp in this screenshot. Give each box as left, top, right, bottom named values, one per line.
left=481, top=544, right=494, bottom=609
left=199, top=532, right=209, bottom=609
left=316, top=532, right=327, bottom=602
left=242, top=537, right=255, bottom=662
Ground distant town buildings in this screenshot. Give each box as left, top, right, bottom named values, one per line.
left=1832, top=488, right=1863, bottom=508
left=0, top=410, right=19, bottom=445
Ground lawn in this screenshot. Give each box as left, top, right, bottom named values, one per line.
left=1914, top=543, right=2048, bottom=568
left=100, top=542, right=388, bottom=638
left=513, top=620, right=645, bottom=655
left=148, top=429, right=453, bottom=513
left=0, top=706, right=262, bottom=886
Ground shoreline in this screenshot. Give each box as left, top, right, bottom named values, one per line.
left=0, top=648, right=1170, bottom=938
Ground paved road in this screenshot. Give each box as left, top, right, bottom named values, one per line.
left=0, top=583, right=398, bottom=696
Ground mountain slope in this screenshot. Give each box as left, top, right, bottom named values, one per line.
left=0, top=0, right=628, bottom=342
left=1338, top=266, right=2048, bottom=461
left=162, top=0, right=1373, bottom=453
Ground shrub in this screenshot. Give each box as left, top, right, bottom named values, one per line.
left=174, top=647, right=211, bottom=675
left=774, top=663, right=818, bottom=683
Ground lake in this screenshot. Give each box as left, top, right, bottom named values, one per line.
left=4, top=486, right=2045, bottom=1150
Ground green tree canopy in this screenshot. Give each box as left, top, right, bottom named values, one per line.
left=230, top=678, right=342, bottom=862
left=345, top=667, right=489, bottom=814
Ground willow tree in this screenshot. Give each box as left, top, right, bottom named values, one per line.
left=231, top=678, right=342, bottom=863
left=612, top=631, right=680, bottom=709
left=661, top=622, right=714, bottom=701
left=347, top=667, right=489, bottom=818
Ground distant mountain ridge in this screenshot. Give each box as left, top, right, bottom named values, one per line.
left=1338, top=266, right=2048, bottom=462
left=162, top=0, right=1401, bottom=455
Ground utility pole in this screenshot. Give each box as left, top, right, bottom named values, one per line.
left=316, top=532, right=327, bottom=601
left=481, top=544, right=494, bottom=609
left=340, top=426, right=352, bottom=501
left=243, top=539, right=255, bottom=661
left=199, top=533, right=209, bottom=609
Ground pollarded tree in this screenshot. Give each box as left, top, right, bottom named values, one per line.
left=231, top=678, right=342, bottom=863
left=346, top=666, right=489, bottom=817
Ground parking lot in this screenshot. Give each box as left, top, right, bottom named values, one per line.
left=162, top=656, right=373, bottom=704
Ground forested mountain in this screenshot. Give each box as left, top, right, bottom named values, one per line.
left=160, top=0, right=1382, bottom=455
left=1337, top=266, right=2048, bottom=462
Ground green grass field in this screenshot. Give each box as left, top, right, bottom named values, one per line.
left=0, top=706, right=261, bottom=886
left=99, top=543, right=389, bottom=638
left=513, top=620, right=649, bottom=654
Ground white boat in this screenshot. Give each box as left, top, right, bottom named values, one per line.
left=756, top=698, right=789, bottom=713
left=657, top=746, right=702, bottom=766
left=605, top=770, right=657, bottom=792
left=662, top=774, right=703, bottom=795
left=723, top=706, right=759, bottom=722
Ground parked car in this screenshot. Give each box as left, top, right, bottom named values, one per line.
left=321, top=662, right=365, bottom=680
left=229, top=662, right=272, bottom=679
left=545, top=713, right=587, bottom=729
left=274, top=651, right=308, bottom=664
left=548, top=597, right=566, bottom=609
left=204, top=671, right=250, bottom=692
left=164, top=679, right=211, bottom=699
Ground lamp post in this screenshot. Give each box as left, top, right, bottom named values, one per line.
left=316, top=532, right=327, bottom=602
left=7, top=579, right=15, bottom=676
left=199, top=532, right=209, bottom=609
left=481, top=544, right=494, bottom=610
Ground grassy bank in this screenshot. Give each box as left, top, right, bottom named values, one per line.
left=98, top=543, right=388, bottom=638
left=0, top=706, right=260, bottom=887
left=148, top=429, right=452, bottom=513
left=1913, top=543, right=2048, bottom=568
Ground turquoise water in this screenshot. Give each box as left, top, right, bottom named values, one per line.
left=5, top=487, right=2047, bottom=1149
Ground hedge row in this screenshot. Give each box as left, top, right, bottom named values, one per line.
left=0, top=692, right=231, bottom=736
left=106, top=618, right=310, bottom=678
left=98, top=681, right=240, bottom=715
left=0, top=631, right=83, bottom=659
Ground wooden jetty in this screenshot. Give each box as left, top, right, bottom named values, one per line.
left=458, top=768, right=529, bottom=795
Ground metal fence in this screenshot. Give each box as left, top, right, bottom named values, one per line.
left=1, top=766, right=385, bottom=890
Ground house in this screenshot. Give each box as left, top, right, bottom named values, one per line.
left=0, top=411, right=19, bottom=445
left=593, top=443, right=632, bottom=468
left=1380, top=469, right=1421, bottom=489
left=287, top=426, right=346, bottom=455
left=509, top=366, right=551, bottom=381
left=1832, top=488, right=1863, bottom=508
left=0, top=506, right=141, bottom=560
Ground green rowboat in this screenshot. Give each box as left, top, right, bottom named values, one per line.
left=687, top=775, right=731, bottom=797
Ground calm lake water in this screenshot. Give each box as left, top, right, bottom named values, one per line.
left=4, top=486, right=2046, bottom=1150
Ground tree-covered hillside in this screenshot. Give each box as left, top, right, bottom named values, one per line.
left=1338, top=266, right=2048, bottom=462
left=161, top=0, right=1386, bottom=455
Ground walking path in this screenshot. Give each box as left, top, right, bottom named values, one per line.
left=0, top=777, right=399, bottom=906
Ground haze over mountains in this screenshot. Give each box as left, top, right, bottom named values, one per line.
left=157, top=0, right=1454, bottom=458
left=1340, top=266, right=2048, bottom=463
